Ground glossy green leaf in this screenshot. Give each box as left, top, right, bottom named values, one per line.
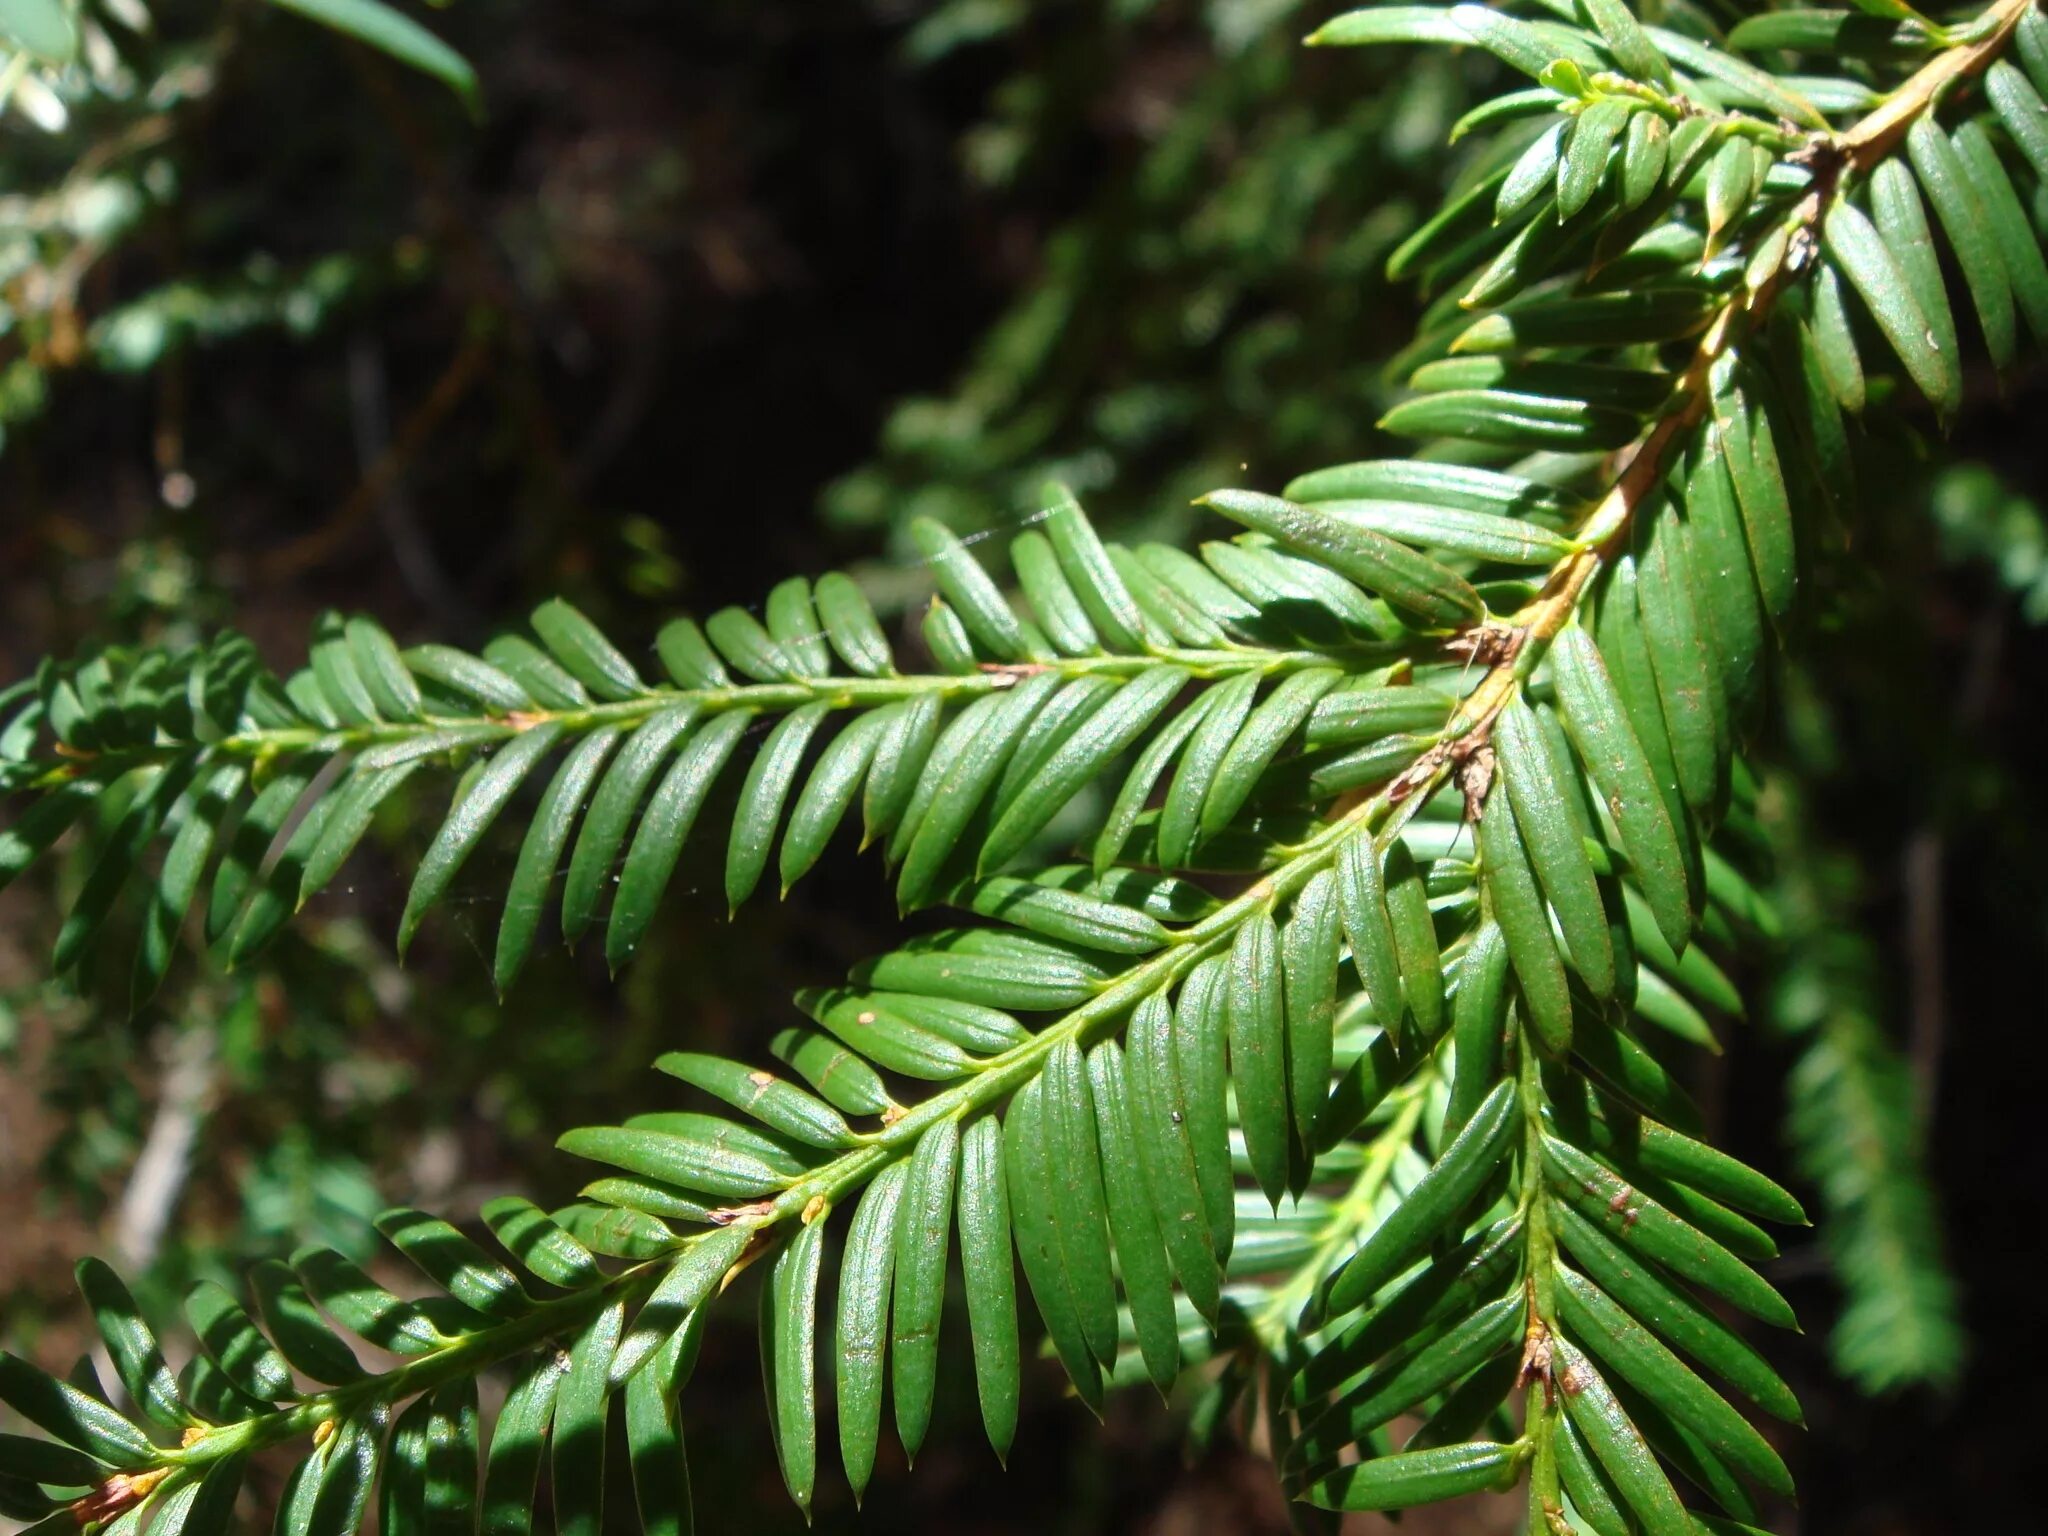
left=1282, top=870, right=1343, bottom=1146
left=342, top=617, right=422, bottom=721
left=54, top=759, right=196, bottom=973
left=306, top=1409, right=383, bottom=1536
left=1385, top=842, right=1445, bottom=1037
left=1807, top=261, right=1867, bottom=414
left=610, top=1230, right=742, bottom=1391
left=560, top=1114, right=804, bottom=1202
left=1953, top=120, right=2048, bottom=346
left=0, top=1432, right=101, bottom=1487
left=400, top=723, right=563, bottom=955
left=1826, top=189, right=1956, bottom=414
left=761, top=1219, right=824, bottom=1517
left=1619, top=109, right=1670, bottom=210
left=0, top=779, right=102, bottom=898
left=1315, top=1078, right=1518, bottom=1321
left=1011, top=530, right=1099, bottom=654
left=890, top=1117, right=959, bottom=1461
left=1906, top=116, right=2016, bottom=371
left=292, top=1247, right=448, bottom=1356
left=309, top=613, right=381, bottom=724
left=1987, top=62, right=2048, bottom=185
left=1085, top=1041, right=1181, bottom=1391
left=1043, top=486, right=1151, bottom=652
left=1201, top=490, right=1483, bottom=627
left=402, top=645, right=531, bottom=712
left=1125, top=994, right=1222, bottom=1323
left=1555, top=1203, right=1800, bottom=1423
left=1289, top=1293, right=1521, bottom=1469
left=480, top=1196, right=603, bottom=1291
left=482, top=635, right=587, bottom=710
left=726, top=701, right=829, bottom=910
left=654, top=619, right=729, bottom=690
left=552, top=1301, right=623, bottom=1536
left=1584, top=0, right=1670, bottom=86
left=955, top=1113, right=1021, bottom=1461
left=1558, top=1339, right=1691, bottom=1536
left=75, top=1261, right=189, bottom=1432
left=375, top=1207, right=529, bottom=1321
left=654, top=1053, right=854, bottom=1149
left=922, top=599, right=977, bottom=673
left=798, top=986, right=977, bottom=1080
left=185, top=1282, right=293, bottom=1404
left=560, top=707, right=698, bottom=945
left=1284, top=459, right=1567, bottom=518
left=768, top=1025, right=891, bottom=1117
left=894, top=673, right=1058, bottom=908
left=910, top=518, right=1032, bottom=662
left=1042, top=1037, right=1121, bottom=1363
left=0, top=1354, right=153, bottom=1468
left=1382, top=386, right=1639, bottom=452
left=1452, top=290, right=1714, bottom=353
left=382, top=1395, right=432, bottom=1536
left=1337, top=829, right=1407, bottom=1040
left=1560, top=99, right=1631, bottom=220
left=1297, top=1439, right=1521, bottom=1512
left=979, top=665, right=1188, bottom=874
left=1306, top=5, right=1469, bottom=47
left=1478, top=787, right=1572, bottom=1054
left=706, top=607, right=799, bottom=683
left=1445, top=919, right=1510, bottom=1140
left=1557, top=1412, right=1632, bottom=1536
left=780, top=707, right=887, bottom=889
left=605, top=711, right=751, bottom=973
left=297, top=760, right=423, bottom=906
left=1497, top=696, right=1615, bottom=996
left=1171, top=966, right=1228, bottom=1277
left=480, top=1353, right=565, bottom=1535
left=251, top=1260, right=365, bottom=1385
left=837, top=1160, right=908, bottom=1500
left=1558, top=1269, right=1792, bottom=1497
left=1545, top=1136, right=1795, bottom=1328
left=1004, top=1077, right=1105, bottom=1412
left=1229, top=908, right=1291, bottom=1205
left=1453, top=4, right=1605, bottom=77
left=956, top=873, right=1169, bottom=954
left=1309, top=498, right=1576, bottom=566
left=854, top=693, right=938, bottom=850
left=270, top=0, right=480, bottom=112
left=625, top=1327, right=695, bottom=1536
left=494, top=725, right=623, bottom=991
left=1710, top=358, right=1797, bottom=631
left=813, top=571, right=894, bottom=677
left=764, top=578, right=830, bottom=678
left=1159, top=671, right=1259, bottom=865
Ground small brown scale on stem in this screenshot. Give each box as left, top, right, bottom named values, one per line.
left=1518, top=1314, right=1557, bottom=1406
left=706, top=1198, right=777, bottom=1227
left=70, top=1468, right=170, bottom=1527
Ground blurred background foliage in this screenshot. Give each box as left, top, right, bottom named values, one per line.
left=3, top=0, right=2046, bottom=1529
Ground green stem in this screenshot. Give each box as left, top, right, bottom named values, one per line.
left=29, top=641, right=1393, bottom=791
left=1515, top=1024, right=1563, bottom=1531
left=168, top=1261, right=663, bottom=1472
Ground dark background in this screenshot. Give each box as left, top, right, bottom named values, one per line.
left=3, top=3, right=2046, bottom=1530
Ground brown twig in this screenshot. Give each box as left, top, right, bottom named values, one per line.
left=256, top=329, right=491, bottom=582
